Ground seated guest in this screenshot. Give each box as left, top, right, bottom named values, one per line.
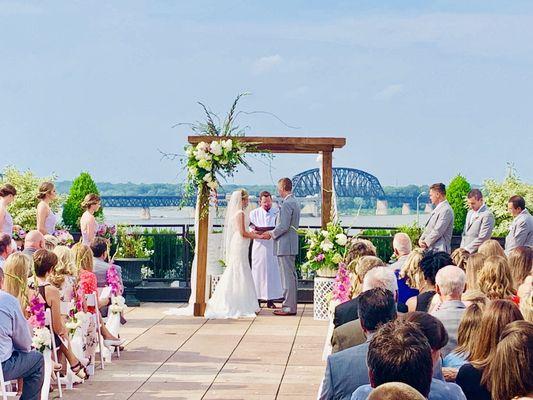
left=43, top=234, right=59, bottom=251
left=443, top=302, right=485, bottom=369
left=431, top=265, right=467, bottom=357
left=344, top=238, right=377, bottom=271
left=390, top=233, right=419, bottom=305
left=0, top=268, right=45, bottom=400
left=2, top=253, right=35, bottom=316
left=352, top=319, right=466, bottom=400
left=477, top=239, right=505, bottom=258
left=22, top=230, right=45, bottom=258
left=477, top=255, right=518, bottom=303
left=505, top=195, right=533, bottom=253
left=90, top=237, right=123, bottom=290
left=456, top=300, right=524, bottom=400
left=451, top=248, right=469, bottom=271
left=320, top=288, right=397, bottom=400
left=367, top=382, right=425, bottom=400
left=332, top=267, right=400, bottom=353
left=333, top=256, right=385, bottom=328
left=508, top=246, right=533, bottom=291
left=0, top=232, right=13, bottom=270
left=49, top=245, right=78, bottom=303
left=406, top=251, right=453, bottom=313
left=463, top=253, right=485, bottom=293
left=485, top=320, right=533, bottom=400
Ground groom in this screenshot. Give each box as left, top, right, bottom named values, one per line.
left=261, top=178, right=301, bottom=316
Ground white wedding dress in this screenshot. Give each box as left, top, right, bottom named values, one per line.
left=204, top=192, right=259, bottom=319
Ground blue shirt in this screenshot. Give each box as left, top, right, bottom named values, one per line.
left=351, top=379, right=466, bottom=400
left=0, top=290, right=33, bottom=363
left=443, top=351, right=468, bottom=369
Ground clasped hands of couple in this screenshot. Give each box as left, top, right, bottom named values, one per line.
left=252, top=230, right=272, bottom=240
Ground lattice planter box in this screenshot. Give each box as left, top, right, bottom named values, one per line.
left=314, top=277, right=335, bottom=320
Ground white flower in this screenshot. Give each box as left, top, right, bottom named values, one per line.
left=32, top=327, right=52, bottom=350
left=198, top=159, right=212, bottom=171
left=114, top=296, right=126, bottom=307
left=203, top=173, right=213, bottom=182
left=194, top=148, right=208, bottom=160
left=197, top=141, right=209, bottom=151
left=335, top=233, right=348, bottom=246
left=219, top=158, right=229, bottom=165
left=237, top=146, right=246, bottom=155
left=321, top=230, right=329, bottom=237
left=185, top=146, right=194, bottom=157
left=188, top=166, right=198, bottom=176
left=65, top=321, right=80, bottom=331
left=320, top=238, right=334, bottom=252
left=222, top=139, right=233, bottom=151
left=209, top=141, right=223, bottom=156
left=207, top=180, right=218, bottom=190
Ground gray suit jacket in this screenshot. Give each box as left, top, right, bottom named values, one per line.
left=331, top=319, right=366, bottom=354
left=431, top=300, right=466, bottom=358
left=319, top=339, right=371, bottom=400
left=420, top=200, right=454, bottom=253
left=460, top=204, right=495, bottom=253
left=272, top=194, right=301, bottom=256
left=93, top=257, right=123, bottom=289
left=505, top=209, right=533, bottom=253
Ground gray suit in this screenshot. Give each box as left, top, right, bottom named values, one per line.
left=431, top=300, right=466, bottom=358
left=93, top=257, right=123, bottom=289
left=319, top=339, right=371, bottom=400
left=505, top=209, right=533, bottom=253
left=420, top=200, right=454, bottom=253
left=460, top=204, right=495, bottom=253
left=271, top=194, right=301, bottom=313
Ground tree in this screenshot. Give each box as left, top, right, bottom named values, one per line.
left=484, top=168, right=533, bottom=236
left=1, top=166, right=62, bottom=230
left=447, top=175, right=471, bottom=235
left=62, top=172, right=103, bottom=230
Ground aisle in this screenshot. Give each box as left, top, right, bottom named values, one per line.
left=59, top=303, right=327, bottom=400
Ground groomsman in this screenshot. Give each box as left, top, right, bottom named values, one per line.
left=419, top=183, right=454, bottom=253
left=460, top=189, right=495, bottom=253
left=505, top=195, right=533, bottom=253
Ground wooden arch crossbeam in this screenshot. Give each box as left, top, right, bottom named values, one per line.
left=187, top=135, right=346, bottom=316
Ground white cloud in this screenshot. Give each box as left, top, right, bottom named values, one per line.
left=252, top=54, right=283, bottom=75
left=373, top=84, right=405, bottom=101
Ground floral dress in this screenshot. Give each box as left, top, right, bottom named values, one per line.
left=78, top=270, right=98, bottom=359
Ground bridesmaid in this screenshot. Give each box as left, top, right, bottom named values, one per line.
left=0, top=183, right=17, bottom=235
left=80, top=193, right=100, bottom=245
left=36, top=181, right=58, bottom=235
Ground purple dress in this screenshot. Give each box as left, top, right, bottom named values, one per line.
left=44, top=209, right=57, bottom=234
left=1, top=209, right=13, bottom=235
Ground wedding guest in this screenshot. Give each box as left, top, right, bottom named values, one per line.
left=478, top=239, right=506, bottom=258
left=442, top=302, right=485, bottom=369
left=36, top=181, right=58, bottom=235
left=320, top=288, right=397, bottom=400
left=49, top=246, right=77, bottom=303
left=460, top=189, right=494, bottom=253
left=508, top=246, right=533, bottom=291
left=0, top=232, right=14, bottom=270
left=43, top=234, right=59, bottom=251
left=0, top=272, right=44, bottom=400
left=519, top=289, right=533, bottom=323
left=90, top=237, right=123, bottom=290
left=22, top=230, right=45, bottom=258
left=456, top=300, right=524, bottom=400
left=0, top=183, right=17, bottom=235
left=406, top=251, right=453, bottom=313
left=2, top=253, right=34, bottom=316
left=80, top=193, right=101, bottom=246
left=344, top=238, right=376, bottom=271
left=505, top=195, right=533, bottom=252
left=367, top=382, right=425, bottom=400
left=419, top=183, right=454, bottom=254
left=477, top=255, right=518, bottom=302
left=390, top=233, right=418, bottom=305
left=451, top=248, right=469, bottom=271
left=333, top=256, right=385, bottom=328
left=31, top=249, right=88, bottom=379
left=351, top=319, right=466, bottom=400
left=463, top=253, right=485, bottom=292
left=431, top=266, right=466, bottom=357
left=484, top=320, right=533, bottom=400
left=399, top=248, right=425, bottom=294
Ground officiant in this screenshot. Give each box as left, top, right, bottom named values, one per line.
left=250, top=191, right=284, bottom=308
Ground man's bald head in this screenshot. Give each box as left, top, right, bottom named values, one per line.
left=393, top=233, right=412, bottom=257
left=24, top=230, right=45, bottom=250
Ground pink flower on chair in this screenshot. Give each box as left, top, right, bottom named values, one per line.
left=106, top=263, right=123, bottom=296
left=331, top=263, right=351, bottom=304
left=26, top=294, right=46, bottom=328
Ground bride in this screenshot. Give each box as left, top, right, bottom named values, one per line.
left=204, top=189, right=263, bottom=319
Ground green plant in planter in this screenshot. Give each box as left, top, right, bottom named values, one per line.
left=447, top=174, right=471, bottom=235
left=115, top=227, right=154, bottom=259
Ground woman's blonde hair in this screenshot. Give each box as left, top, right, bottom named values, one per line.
left=71, top=242, right=93, bottom=272
left=49, top=245, right=75, bottom=288
left=37, top=181, right=55, bottom=200
left=478, top=256, right=515, bottom=300
left=451, top=248, right=470, bottom=271
left=81, top=193, right=100, bottom=210
left=520, top=291, right=533, bottom=323
left=43, top=234, right=59, bottom=251
left=351, top=256, right=385, bottom=297
left=399, top=248, right=425, bottom=289
left=478, top=239, right=506, bottom=258
left=345, top=238, right=377, bottom=272
left=453, top=302, right=485, bottom=358
left=240, top=189, right=249, bottom=200
left=465, top=253, right=486, bottom=290
left=484, top=320, right=533, bottom=400
left=3, top=253, right=31, bottom=313
left=508, top=246, right=533, bottom=289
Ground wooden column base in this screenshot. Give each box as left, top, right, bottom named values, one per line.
left=193, top=302, right=206, bottom=317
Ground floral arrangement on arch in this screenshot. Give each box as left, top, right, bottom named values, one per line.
left=302, top=222, right=348, bottom=275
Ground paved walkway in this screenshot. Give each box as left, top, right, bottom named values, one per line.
left=60, top=303, right=327, bottom=400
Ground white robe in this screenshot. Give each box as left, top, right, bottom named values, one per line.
left=249, top=206, right=284, bottom=300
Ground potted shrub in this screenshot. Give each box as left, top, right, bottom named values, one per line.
left=114, top=227, right=153, bottom=306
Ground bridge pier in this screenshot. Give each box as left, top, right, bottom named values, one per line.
left=402, top=203, right=411, bottom=215
left=376, top=200, right=388, bottom=215
left=141, top=206, right=151, bottom=220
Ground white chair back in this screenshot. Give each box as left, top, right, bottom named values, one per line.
left=44, top=308, right=63, bottom=398
left=0, top=362, right=18, bottom=399
left=85, top=293, right=105, bottom=370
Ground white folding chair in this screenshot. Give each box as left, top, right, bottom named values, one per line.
left=0, top=363, right=18, bottom=400
left=44, top=308, right=63, bottom=398
left=85, top=293, right=106, bottom=369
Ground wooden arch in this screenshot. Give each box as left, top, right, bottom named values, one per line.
left=187, top=136, right=346, bottom=316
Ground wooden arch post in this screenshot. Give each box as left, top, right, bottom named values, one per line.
left=188, top=136, right=345, bottom=316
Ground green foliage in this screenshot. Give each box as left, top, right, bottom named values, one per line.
left=115, top=227, right=153, bottom=259
left=1, top=166, right=63, bottom=230
left=484, top=169, right=533, bottom=236
left=447, top=175, right=471, bottom=234
left=397, top=222, right=423, bottom=246
left=62, top=172, right=102, bottom=230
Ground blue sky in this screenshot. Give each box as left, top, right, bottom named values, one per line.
left=2, top=1, right=532, bottom=187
